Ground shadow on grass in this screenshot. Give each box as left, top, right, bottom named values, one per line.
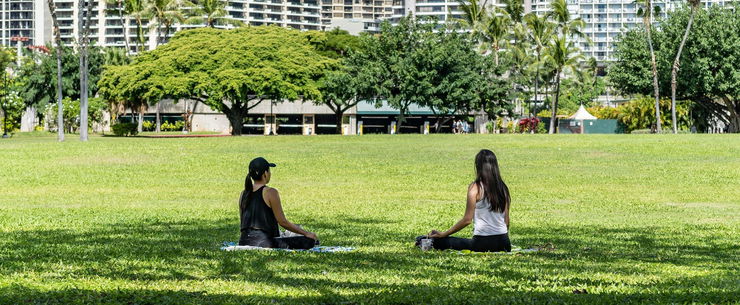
left=0, top=217, right=737, bottom=304
left=1, top=281, right=738, bottom=305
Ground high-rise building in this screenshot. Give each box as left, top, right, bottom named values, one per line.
left=1, top=0, right=51, bottom=47
left=48, top=0, right=322, bottom=52
left=390, top=0, right=507, bottom=24
left=321, top=0, right=393, bottom=34
left=524, top=0, right=673, bottom=62
left=523, top=0, right=739, bottom=63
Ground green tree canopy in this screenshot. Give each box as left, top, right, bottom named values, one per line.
left=16, top=45, right=104, bottom=111
left=98, top=27, right=335, bottom=135
left=609, top=5, right=740, bottom=132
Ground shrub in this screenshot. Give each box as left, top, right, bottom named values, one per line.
left=160, top=121, right=184, bottom=132
left=518, top=117, right=541, bottom=133
left=111, top=123, right=138, bottom=136
left=485, top=121, right=494, bottom=133
left=537, top=122, right=547, bottom=134
left=142, top=121, right=155, bottom=132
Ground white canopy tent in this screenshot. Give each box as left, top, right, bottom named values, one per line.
left=570, top=105, right=598, bottom=120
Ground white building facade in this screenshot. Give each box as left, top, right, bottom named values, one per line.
left=1, top=0, right=51, bottom=47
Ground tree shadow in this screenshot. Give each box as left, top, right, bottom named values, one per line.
left=1, top=217, right=737, bottom=304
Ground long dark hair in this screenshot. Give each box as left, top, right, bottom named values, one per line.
left=239, top=168, right=268, bottom=215
left=474, top=149, right=510, bottom=213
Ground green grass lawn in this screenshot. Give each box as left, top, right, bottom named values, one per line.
left=0, top=134, right=738, bottom=304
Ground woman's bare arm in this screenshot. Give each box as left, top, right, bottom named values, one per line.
left=430, top=183, right=478, bottom=238
left=264, top=188, right=318, bottom=240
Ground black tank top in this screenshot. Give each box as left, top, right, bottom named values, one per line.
left=240, top=186, right=280, bottom=237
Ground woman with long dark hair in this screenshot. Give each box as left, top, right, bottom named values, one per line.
left=238, top=157, right=318, bottom=249
left=417, top=149, right=511, bottom=252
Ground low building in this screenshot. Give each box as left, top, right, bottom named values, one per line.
left=122, top=99, right=481, bottom=135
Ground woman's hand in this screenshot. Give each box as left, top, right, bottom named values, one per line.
left=428, top=230, right=447, bottom=239
left=304, top=231, right=318, bottom=241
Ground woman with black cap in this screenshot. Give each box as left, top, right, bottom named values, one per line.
left=238, top=157, right=318, bottom=249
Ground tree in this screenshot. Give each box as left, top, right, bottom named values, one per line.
left=456, top=0, right=487, bottom=42
left=421, top=25, right=497, bottom=131
left=106, top=0, right=132, bottom=54
left=669, top=0, right=701, bottom=134
left=635, top=0, right=662, bottom=132
left=17, top=46, right=106, bottom=132
left=0, top=49, right=19, bottom=137
left=482, top=9, right=510, bottom=65
left=147, top=0, right=187, bottom=132
left=78, top=0, right=95, bottom=141
left=123, top=0, right=148, bottom=52
left=544, top=35, right=582, bottom=134
left=47, top=0, right=65, bottom=141
left=147, top=0, right=186, bottom=46
left=185, top=0, right=244, bottom=28
left=523, top=12, right=554, bottom=115
left=610, top=5, right=740, bottom=133
left=502, top=0, right=524, bottom=24
left=547, top=0, right=586, bottom=39
left=316, top=69, right=361, bottom=134
left=310, top=29, right=364, bottom=134
left=306, top=28, right=362, bottom=59
left=355, top=16, right=442, bottom=129
left=98, top=27, right=333, bottom=135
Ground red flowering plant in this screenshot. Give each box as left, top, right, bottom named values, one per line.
left=518, top=117, right=541, bottom=133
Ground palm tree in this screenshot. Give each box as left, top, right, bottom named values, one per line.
left=105, top=0, right=132, bottom=54
left=455, top=0, right=487, bottom=46
left=482, top=9, right=510, bottom=65
left=46, top=0, right=64, bottom=142
left=78, top=0, right=94, bottom=141
left=147, top=0, right=186, bottom=46
left=186, top=0, right=244, bottom=28
left=670, top=0, right=701, bottom=134
left=146, top=0, right=185, bottom=132
left=502, top=0, right=524, bottom=24
left=544, top=35, right=582, bottom=134
left=523, top=13, right=554, bottom=115
left=547, top=0, right=586, bottom=39
left=636, top=0, right=662, bottom=133
left=124, top=0, right=148, bottom=53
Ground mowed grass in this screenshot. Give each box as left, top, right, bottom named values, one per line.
left=0, top=134, right=738, bottom=304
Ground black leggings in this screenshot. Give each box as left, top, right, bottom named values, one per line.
left=418, top=234, right=511, bottom=252
left=239, top=229, right=318, bottom=249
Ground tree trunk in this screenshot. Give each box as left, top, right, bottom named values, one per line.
left=188, top=99, right=200, bottom=132
left=227, top=111, right=244, bottom=136
left=78, top=0, right=93, bottom=141
left=533, top=51, right=540, bottom=115
left=549, top=71, right=561, bottom=134
left=670, top=7, right=695, bottom=134
left=645, top=6, right=661, bottom=133
left=48, top=0, right=64, bottom=141
left=726, top=99, right=740, bottom=133
left=137, top=110, right=143, bottom=133
left=335, top=111, right=343, bottom=135
left=117, top=0, right=131, bottom=55
left=155, top=102, right=161, bottom=132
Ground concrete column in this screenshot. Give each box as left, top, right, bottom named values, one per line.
left=20, top=106, right=37, bottom=132
left=474, top=112, right=489, bottom=134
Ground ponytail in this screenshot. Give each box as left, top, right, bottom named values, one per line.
left=239, top=169, right=266, bottom=215
left=240, top=172, right=254, bottom=214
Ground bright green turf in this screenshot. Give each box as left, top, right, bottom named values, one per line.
left=0, top=134, right=738, bottom=304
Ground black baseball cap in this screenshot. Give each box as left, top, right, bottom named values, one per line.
left=249, top=157, right=276, bottom=173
